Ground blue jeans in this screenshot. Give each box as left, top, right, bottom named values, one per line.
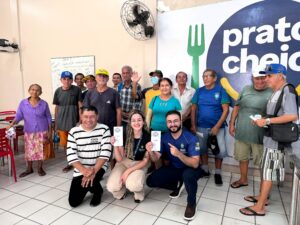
left=196, top=127, right=228, bottom=159
left=146, top=165, right=204, bottom=205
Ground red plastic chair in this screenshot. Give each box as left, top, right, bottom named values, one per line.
left=0, top=128, right=17, bottom=182
left=0, top=111, right=24, bottom=152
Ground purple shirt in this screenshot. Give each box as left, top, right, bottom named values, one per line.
left=15, top=98, right=52, bottom=133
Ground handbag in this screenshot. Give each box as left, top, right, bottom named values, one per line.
left=270, top=123, right=298, bottom=143
left=268, top=84, right=299, bottom=144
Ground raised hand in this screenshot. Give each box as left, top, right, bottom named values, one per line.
left=131, top=71, right=141, bottom=83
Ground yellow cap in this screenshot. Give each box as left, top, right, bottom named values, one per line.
left=95, top=68, right=109, bottom=76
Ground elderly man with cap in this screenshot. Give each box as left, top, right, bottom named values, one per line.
left=83, top=68, right=122, bottom=134
left=229, top=68, right=272, bottom=189
left=240, top=63, right=298, bottom=216
left=53, top=71, right=83, bottom=172
left=82, top=75, right=96, bottom=100
left=173, top=71, right=195, bottom=129
left=142, top=70, right=163, bottom=115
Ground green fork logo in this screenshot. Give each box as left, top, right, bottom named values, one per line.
left=187, top=24, right=205, bottom=89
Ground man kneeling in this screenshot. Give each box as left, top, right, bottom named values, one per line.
left=67, top=106, right=112, bottom=207
left=146, top=110, right=204, bottom=220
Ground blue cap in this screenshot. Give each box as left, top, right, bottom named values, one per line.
left=61, top=71, right=73, bottom=79
left=259, top=63, right=287, bottom=75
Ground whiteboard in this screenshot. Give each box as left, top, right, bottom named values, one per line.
left=50, top=55, right=95, bottom=94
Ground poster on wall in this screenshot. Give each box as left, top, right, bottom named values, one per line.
left=50, top=55, right=95, bottom=95
left=157, top=0, right=300, bottom=163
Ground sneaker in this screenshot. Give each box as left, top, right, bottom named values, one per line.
left=184, top=204, right=196, bottom=220
left=169, top=181, right=184, bottom=198
left=202, top=170, right=210, bottom=178
left=214, top=174, right=223, bottom=186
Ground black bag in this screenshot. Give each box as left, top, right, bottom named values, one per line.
left=207, top=134, right=220, bottom=155
left=268, top=84, right=299, bottom=144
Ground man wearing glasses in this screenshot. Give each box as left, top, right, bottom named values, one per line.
left=146, top=110, right=203, bottom=221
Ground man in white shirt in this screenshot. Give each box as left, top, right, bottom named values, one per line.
left=172, top=71, right=195, bottom=129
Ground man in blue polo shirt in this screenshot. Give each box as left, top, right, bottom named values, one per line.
left=146, top=110, right=203, bottom=221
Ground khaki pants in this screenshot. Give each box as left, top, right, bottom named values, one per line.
left=106, top=158, right=147, bottom=201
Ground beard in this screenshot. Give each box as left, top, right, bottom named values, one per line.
left=168, top=125, right=181, bottom=133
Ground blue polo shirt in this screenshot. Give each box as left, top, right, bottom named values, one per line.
left=161, top=129, right=200, bottom=169
left=191, top=84, right=230, bottom=128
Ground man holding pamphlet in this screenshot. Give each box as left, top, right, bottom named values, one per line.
left=146, top=110, right=203, bottom=221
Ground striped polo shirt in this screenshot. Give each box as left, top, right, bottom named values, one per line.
left=67, top=123, right=112, bottom=177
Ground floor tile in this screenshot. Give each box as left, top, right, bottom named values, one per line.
left=41, top=176, right=69, bottom=188
left=95, top=204, right=131, bottom=224
left=135, top=198, right=168, bottom=216
left=197, top=197, right=225, bottom=215
left=120, top=211, right=157, bottom=225
left=10, top=198, right=48, bottom=217
left=102, top=190, right=115, bottom=203
left=35, top=188, right=67, bottom=203
left=72, top=201, right=108, bottom=217
left=202, top=187, right=227, bottom=202
left=147, top=189, right=172, bottom=202
left=229, top=185, right=254, bottom=196
left=224, top=203, right=255, bottom=223
left=112, top=194, right=139, bottom=209
left=55, top=180, right=71, bottom=191
left=19, top=184, right=51, bottom=198
left=85, top=218, right=112, bottom=225
left=170, top=193, right=190, bottom=207
left=0, top=193, right=29, bottom=210
left=51, top=211, right=91, bottom=225
left=15, top=219, right=41, bottom=225
left=222, top=216, right=254, bottom=224
left=28, top=204, right=68, bottom=225
left=256, top=211, right=288, bottom=225
left=0, top=211, right=23, bottom=225
left=160, top=203, right=188, bottom=224
left=154, top=218, right=185, bottom=225
left=25, top=174, right=54, bottom=184
left=52, top=195, right=72, bottom=210
left=0, top=188, right=14, bottom=199
left=267, top=200, right=285, bottom=214
left=189, top=210, right=222, bottom=225
left=227, top=192, right=250, bottom=206
left=5, top=180, right=34, bottom=192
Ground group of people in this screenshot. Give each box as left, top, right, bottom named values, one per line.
left=7, top=63, right=298, bottom=220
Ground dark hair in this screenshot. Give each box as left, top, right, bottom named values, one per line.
left=113, top=73, right=122, bottom=79
left=75, top=73, right=84, bottom=79
left=165, top=110, right=181, bottom=119
left=80, top=106, right=98, bottom=115
left=175, top=71, right=188, bottom=80
left=203, top=69, right=217, bottom=77
left=159, top=77, right=173, bottom=87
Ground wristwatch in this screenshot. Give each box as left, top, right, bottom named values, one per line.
left=265, top=118, right=271, bottom=125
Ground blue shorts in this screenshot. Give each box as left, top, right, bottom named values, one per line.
left=196, top=127, right=227, bottom=159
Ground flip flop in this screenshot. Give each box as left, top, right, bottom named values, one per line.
left=230, top=181, right=248, bottom=188
left=244, top=196, right=269, bottom=206
left=38, top=169, right=46, bottom=176
left=239, top=206, right=265, bottom=216
left=19, top=170, right=34, bottom=178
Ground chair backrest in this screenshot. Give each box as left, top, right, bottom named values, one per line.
left=0, top=111, right=16, bottom=123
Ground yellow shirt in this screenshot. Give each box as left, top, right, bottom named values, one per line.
left=145, top=88, right=160, bottom=114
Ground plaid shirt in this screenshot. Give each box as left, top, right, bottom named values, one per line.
left=119, top=82, right=142, bottom=113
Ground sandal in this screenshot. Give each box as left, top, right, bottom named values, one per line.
left=38, top=169, right=46, bottom=176
left=239, top=206, right=265, bottom=216
left=244, top=196, right=269, bottom=206
left=62, top=165, right=73, bottom=173
left=230, top=180, right=248, bottom=189
left=19, top=170, right=34, bottom=178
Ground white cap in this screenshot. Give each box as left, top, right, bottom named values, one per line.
left=252, top=66, right=266, bottom=77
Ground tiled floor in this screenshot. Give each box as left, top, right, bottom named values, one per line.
left=0, top=148, right=292, bottom=225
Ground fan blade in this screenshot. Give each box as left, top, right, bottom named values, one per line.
left=144, top=25, right=154, bottom=37
left=132, top=5, right=140, bottom=18
left=127, top=20, right=139, bottom=27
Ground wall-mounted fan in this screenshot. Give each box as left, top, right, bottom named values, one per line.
left=120, top=0, right=155, bottom=41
